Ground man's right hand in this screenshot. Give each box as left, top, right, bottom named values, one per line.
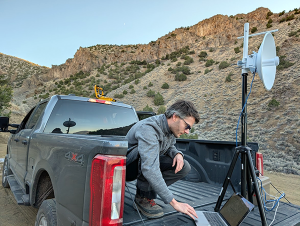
left=170, top=198, right=198, bottom=220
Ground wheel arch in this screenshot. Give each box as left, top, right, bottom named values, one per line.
left=31, top=169, right=55, bottom=208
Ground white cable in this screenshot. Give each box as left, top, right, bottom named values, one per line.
left=269, top=201, right=279, bottom=226
left=257, top=177, right=285, bottom=226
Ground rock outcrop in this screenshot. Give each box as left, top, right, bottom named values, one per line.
left=1, top=7, right=300, bottom=175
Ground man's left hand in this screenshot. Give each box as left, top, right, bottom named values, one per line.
left=172, top=153, right=184, bottom=174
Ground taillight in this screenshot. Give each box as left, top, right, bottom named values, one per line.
left=89, top=155, right=126, bottom=226
left=256, top=152, right=263, bottom=176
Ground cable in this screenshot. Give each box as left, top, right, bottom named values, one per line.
left=269, top=182, right=291, bottom=203
left=257, top=177, right=286, bottom=226
left=257, top=177, right=285, bottom=212
left=268, top=201, right=279, bottom=226
left=125, top=183, right=146, bottom=226
left=236, top=72, right=256, bottom=147
left=233, top=72, right=290, bottom=226
left=258, top=171, right=291, bottom=204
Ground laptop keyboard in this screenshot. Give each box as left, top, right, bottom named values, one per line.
left=203, top=212, right=226, bottom=225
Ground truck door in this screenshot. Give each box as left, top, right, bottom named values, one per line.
left=9, top=107, right=35, bottom=184
left=13, top=102, right=47, bottom=188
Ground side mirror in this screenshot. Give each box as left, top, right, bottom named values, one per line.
left=0, top=117, right=9, bottom=132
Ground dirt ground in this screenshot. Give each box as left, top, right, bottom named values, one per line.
left=0, top=143, right=299, bottom=225
left=0, top=186, right=37, bottom=226
left=0, top=144, right=37, bottom=226
left=264, top=171, right=300, bottom=206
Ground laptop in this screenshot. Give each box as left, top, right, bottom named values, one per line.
left=194, top=193, right=255, bottom=226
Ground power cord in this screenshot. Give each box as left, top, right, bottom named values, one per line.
left=257, top=177, right=285, bottom=211
left=269, top=202, right=279, bottom=226
left=125, top=183, right=146, bottom=226
left=257, top=177, right=285, bottom=226
left=258, top=171, right=290, bottom=204
left=235, top=72, right=256, bottom=147
left=233, top=72, right=289, bottom=226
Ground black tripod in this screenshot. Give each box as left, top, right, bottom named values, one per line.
left=214, top=73, right=268, bottom=226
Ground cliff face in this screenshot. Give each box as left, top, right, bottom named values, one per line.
left=2, top=7, right=294, bottom=88
left=2, top=7, right=300, bottom=175
left=41, top=8, right=271, bottom=81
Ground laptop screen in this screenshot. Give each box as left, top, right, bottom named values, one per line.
left=219, top=194, right=254, bottom=226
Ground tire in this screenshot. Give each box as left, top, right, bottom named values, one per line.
left=2, top=154, right=12, bottom=188
left=35, top=199, right=57, bottom=226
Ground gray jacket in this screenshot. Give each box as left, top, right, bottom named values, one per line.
left=126, top=114, right=182, bottom=203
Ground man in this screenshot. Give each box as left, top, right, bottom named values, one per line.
left=126, top=100, right=200, bottom=219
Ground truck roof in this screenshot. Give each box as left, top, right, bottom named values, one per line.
left=41, top=94, right=134, bottom=109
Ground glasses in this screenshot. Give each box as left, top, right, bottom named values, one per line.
left=179, top=117, right=191, bottom=131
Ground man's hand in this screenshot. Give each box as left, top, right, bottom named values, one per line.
left=172, top=153, right=184, bottom=174
left=170, top=198, right=198, bottom=220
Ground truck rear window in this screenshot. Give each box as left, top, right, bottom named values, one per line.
left=44, top=100, right=138, bottom=136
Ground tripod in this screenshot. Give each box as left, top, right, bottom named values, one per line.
left=214, top=73, right=268, bottom=226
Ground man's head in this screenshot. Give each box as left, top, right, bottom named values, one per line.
left=165, top=100, right=200, bottom=138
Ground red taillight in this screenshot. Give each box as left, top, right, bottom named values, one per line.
left=256, top=152, right=263, bottom=176
left=89, top=155, right=126, bottom=226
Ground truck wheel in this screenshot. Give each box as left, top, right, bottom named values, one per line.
left=2, top=155, right=12, bottom=188
left=35, top=199, right=57, bottom=226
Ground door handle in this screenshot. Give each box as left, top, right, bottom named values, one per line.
left=14, top=138, right=19, bottom=142
left=22, top=140, right=28, bottom=145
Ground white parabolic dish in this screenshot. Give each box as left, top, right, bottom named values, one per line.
left=256, top=33, right=279, bottom=91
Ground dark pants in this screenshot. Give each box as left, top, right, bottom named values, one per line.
left=126, top=155, right=191, bottom=200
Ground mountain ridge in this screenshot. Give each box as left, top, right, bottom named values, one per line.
left=1, top=7, right=299, bottom=175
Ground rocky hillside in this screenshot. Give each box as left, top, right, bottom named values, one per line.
left=0, top=53, right=50, bottom=88
left=2, top=7, right=300, bottom=175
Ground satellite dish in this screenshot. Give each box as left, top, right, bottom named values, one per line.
left=256, top=33, right=279, bottom=90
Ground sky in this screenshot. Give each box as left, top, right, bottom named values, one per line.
left=0, top=0, right=299, bottom=68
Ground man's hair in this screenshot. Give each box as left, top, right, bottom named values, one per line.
left=165, top=100, right=200, bottom=124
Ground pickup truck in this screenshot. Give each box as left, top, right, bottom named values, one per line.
left=1, top=94, right=299, bottom=226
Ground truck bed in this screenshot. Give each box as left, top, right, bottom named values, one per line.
left=123, top=180, right=300, bottom=226
left=123, top=180, right=232, bottom=225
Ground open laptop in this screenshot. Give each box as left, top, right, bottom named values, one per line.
left=194, top=193, right=255, bottom=226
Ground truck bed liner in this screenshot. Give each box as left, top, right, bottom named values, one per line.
left=123, top=180, right=232, bottom=225
left=123, top=180, right=300, bottom=225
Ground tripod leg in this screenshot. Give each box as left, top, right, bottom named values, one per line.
left=241, top=153, right=247, bottom=198
left=214, top=150, right=240, bottom=212
left=246, top=150, right=267, bottom=226
left=247, top=163, right=253, bottom=203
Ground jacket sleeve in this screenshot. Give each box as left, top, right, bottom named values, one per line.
left=135, top=124, right=174, bottom=204
left=165, top=139, right=183, bottom=159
